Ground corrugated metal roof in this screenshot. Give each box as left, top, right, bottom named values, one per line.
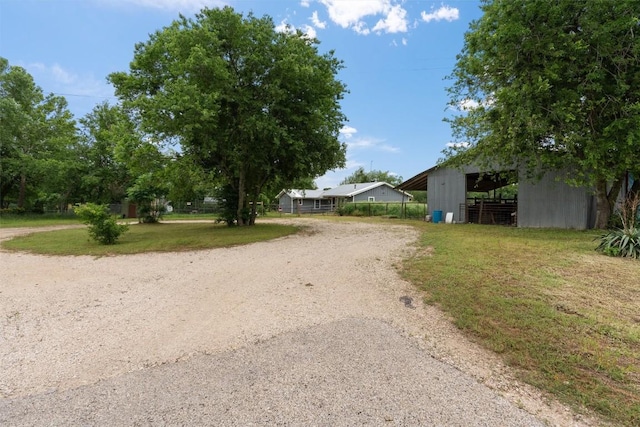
left=322, top=182, right=388, bottom=197
left=279, top=182, right=411, bottom=200
left=278, top=189, right=325, bottom=199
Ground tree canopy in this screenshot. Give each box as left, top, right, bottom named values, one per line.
left=109, top=7, right=348, bottom=225
left=446, top=0, right=640, bottom=228
left=0, top=57, right=77, bottom=210
left=339, top=167, right=403, bottom=186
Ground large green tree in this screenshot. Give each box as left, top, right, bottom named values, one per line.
left=78, top=102, right=141, bottom=204
left=109, top=7, right=347, bottom=225
left=446, top=0, right=640, bottom=228
left=339, top=167, right=403, bottom=186
left=0, top=57, right=77, bottom=210
left=79, top=102, right=170, bottom=222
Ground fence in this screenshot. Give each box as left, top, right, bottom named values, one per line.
left=337, top=202, right=427, bottom=219
left=170, top=201, right=222, bottom=215
left=459, top=198, right=517, bottom=225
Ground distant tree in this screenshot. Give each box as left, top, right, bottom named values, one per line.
left=78, top=103, right=133, bottom=204
left=127, top=173, right=168, bottom=223
left=339, top=167, right=403, bottom=186
left=109, top=7, right=347, bottom=226
left=164, top=153, right=218, bottom=206
left=0, top=57, right=77, bottom=210
left=411, top=191, right=427, bottom=204
left=80, top=102, right=171, bottom=221
left=446, top=0, right=640, bottom=228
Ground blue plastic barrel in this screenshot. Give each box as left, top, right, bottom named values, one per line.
left=432, top=210, right=443, bottom=223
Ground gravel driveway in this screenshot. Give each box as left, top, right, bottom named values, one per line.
left=0, top=219, right=596, bottom=426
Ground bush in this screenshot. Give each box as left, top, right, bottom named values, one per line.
left=596, top=227, right=640, bottom=259
left=75, top=203, right=129, bottom=245
left=0, top=207, right=26, bottom=216
left=334, top=202, right=427, bottom=219
left=597, top=191, right=640, bottom=259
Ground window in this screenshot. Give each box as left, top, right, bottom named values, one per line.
left=298, top=199, right=303, bottom=205
left=368, top=196, right=375, bottom=202
left=314, top=199, right=321, bottom=209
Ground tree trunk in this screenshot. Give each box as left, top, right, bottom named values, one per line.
left=630, top=176, right=640, bottom=196
left=236, top=170, right=247, bottom=226
left=248, top=186, right=261, bottom=226
left=593, top=177, right=623, bottom=229
left=17, top=173, right=27, bottom=209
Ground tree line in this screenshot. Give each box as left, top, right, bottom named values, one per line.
left=3, top=3, right=639, bottom=228
left=1, top=7, right=347, bottom=225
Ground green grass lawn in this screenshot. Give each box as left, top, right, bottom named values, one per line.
left=0, top=213, right=83, bottom=228
left=400, top=222, right=640, bottom=426
left=1, top=221, right=299, bottom=256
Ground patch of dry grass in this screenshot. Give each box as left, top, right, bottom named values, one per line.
left=401, top=223, right=640, bottom=426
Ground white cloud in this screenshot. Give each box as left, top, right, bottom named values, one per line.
left=51, top=64, right=76, bottom=85
left=458, top=99, right=479, bottom=111
left=275, top=19, right=293, bottom=34
left=300, top=0, right=311, bottom=7
left=446, top=141, right=470, bottom=149
left=275, top=20, right=317, bottom=40
left=339, top=126, right=398, bottom=152
left=319, top=0, right=408, bottom=34
left=340, top=125, right=358, bottom=138
left=421, top=5, right=459, bottom=23
left=402, top=38, right=408, bottom=46
left=27, top=62, right=109, bottom=98
left=310, top=10, right=327, bottom=29
left=372, top=4, right=408, bottom=34
left=20, top=62, right=115, bottom=118
left=348, top=137, right=400, bottom=153
left=301, top=24, right=317, bottom=39
left=451, top=97, right=494, bottom=112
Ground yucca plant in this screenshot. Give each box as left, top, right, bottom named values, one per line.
left=596, top=227, right=640, bottom=259
left=597, top=191, right=640, bottom=259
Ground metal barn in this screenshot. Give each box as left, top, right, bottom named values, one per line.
left=398, top=164, right=598, bottom=229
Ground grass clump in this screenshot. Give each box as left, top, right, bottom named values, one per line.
left=1, top=221, right=299, bottom=256
left=401, top=223, right=640, bottom=426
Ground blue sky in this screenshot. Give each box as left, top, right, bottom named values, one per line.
left=1, top=0, right=483, bottom=189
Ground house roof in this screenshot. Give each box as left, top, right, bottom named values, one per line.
left=276, top=189, right=325, bottom=199
left=322, top=182, right=395, bottom=197
left=278, top=182, right=412, bottom=200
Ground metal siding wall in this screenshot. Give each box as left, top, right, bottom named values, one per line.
left=353, top=186, right=405, bottom=202
left=279, top=195, right=293, bottom=213
left=423, top=163, right=596, bottom=228
left=427, top=168, right=467, bottom=221
left=518, top=171, right=593, bottom=229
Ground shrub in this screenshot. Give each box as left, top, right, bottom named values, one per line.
left=0, top=207, right=26, bottom=216
left=596, top=227, right=640, bottom=259
left=75, top=203, right=129, bottom=245
left=127, top=173, right=168, bottom=224
left=597, top=191, right=640, bottom=259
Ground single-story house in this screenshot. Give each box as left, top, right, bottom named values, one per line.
left=398, top=163, right=635, bottom=229
left=277, top=182, right=412, bottom=214
left=276, top=189, right=332, bottom=214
